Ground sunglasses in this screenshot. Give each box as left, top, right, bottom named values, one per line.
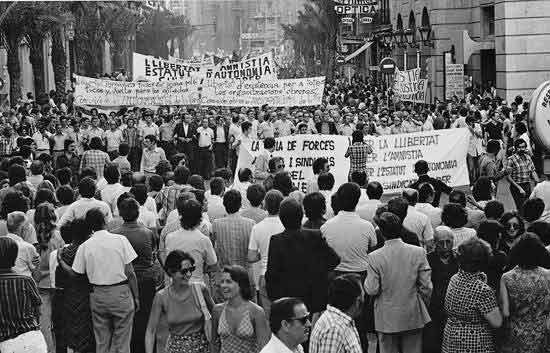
left=175, top=266, right=196, bottom=275
left=289, top=313, right=310, bottom=325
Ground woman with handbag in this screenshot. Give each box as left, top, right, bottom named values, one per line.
left=145, top=250, right=214, bottom=353
left=211, top=265, right=270, bottom=353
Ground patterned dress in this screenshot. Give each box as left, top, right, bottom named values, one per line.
left=442, top=270, right=499, bottom=353
left=217, top=303, right=257, bottom=353
left=500, top=266, right=550, bottom=353
left=55, top=243, right=95, bottom=353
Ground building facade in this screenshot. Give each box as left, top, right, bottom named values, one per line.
left=389, top=0, right=550, bottom=102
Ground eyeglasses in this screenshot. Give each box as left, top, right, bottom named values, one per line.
left=276, top=164, right=285, bottom=169
left=289, top=313, right=310, bottom=325
left=176, top=266, right=196, bottom=275
left=505, top=223, right=520, bottom=230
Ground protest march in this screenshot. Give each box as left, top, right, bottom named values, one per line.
left=2, top=2, right=550, bottom=353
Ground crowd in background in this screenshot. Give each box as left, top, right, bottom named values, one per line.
left=1, top=73, right=549, bottom=353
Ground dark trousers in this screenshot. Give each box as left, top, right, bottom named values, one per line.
left=214, top=142, right=228, bottom=169
left=198, top=147, right=213, bottom=179
left=128, top=146, right=141, bottom=172
left=131, top=274, right=156, bottom=353
left=52, top=289, right=67, bottom=353
left=177, top=142, right=196, bottom=173
left=510, top=182, right=531, bottom=213
left=159, top=141, right=176, bottom=162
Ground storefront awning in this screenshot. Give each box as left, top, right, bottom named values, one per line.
left=345, top=41, right=373, bottom=62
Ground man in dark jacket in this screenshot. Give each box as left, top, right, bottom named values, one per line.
left=266, top=198, right=340, bottom=317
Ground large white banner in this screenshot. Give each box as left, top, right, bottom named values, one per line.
left=394, top=68, right=428, bottom=104
left=207, top=52, right=276, bottom=80
left=73, top=75, right=202, bottom=106
left=133, top=52, right=210, bottom=81
left=236, top=129, right=470, bottom=194
left=201, top=76, right=326, bottom=107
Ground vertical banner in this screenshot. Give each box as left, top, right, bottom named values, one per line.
left=394, top=68, right=428, bottom=103
left=445, top=63, right=465, bottom=99
left=235, top=129, right=470, bottom=194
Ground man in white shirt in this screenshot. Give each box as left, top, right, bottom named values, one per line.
left=321, top=183, right=377, bottom=274
left=196, top=118, right=214, bottom=179
left=105, top=121, right=124, bottom=160
left=2, top=211, right=40, bottom=281
left=274, top=111, right=295, bottom=137
left=139, top=112, right=159, bottom=140
left=248, top=189, right=285, bottom=317
left=414, top=183, right=442, bottom=230
left=259, top=297, right=309, bottom=353
left=32, top=126, right=51, bottom=156
left=357, top=181, right=384, bottom=224
left=58, top=177, right=112, bottom=226
left=207, top=177, right=226, bottom=221
left=530, top=176, right=550, bottom=221
left=101, top=164, right=125, bottom=215
left=68, top=208, right=138, bottom=353
left=402, top=189, right=434, bottom=252
left=140, top=135, right=167, bottom=177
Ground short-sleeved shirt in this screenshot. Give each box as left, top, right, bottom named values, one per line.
left=507, top=153, right=535, bottom=184
left=72, top=229, right=137, bottom=285
left=2, top=234, right=39, bottom=277
left=112, top=221, right=154, bottom=276
left=165, top=228, right=217, bottom=283
left=248, top=216, right=285, bottom=276
left=346, top=142, right=373, bottom=173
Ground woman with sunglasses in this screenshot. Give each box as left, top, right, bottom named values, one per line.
left=498, top=211, right=525, bottom=255
left=212, top=265, right=270, bottom=353
left=145, top=250, right=214, bottom=353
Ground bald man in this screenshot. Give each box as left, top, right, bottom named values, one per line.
left=424, top=226, right=458, bottom=353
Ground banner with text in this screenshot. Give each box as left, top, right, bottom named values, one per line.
left=208, top=51, right=276, bottom=80
left=73, top=75, right=202, bottom=106
left=133, top=52, right=211, bottom=81
left=445, top=63, right=465, bottom=100
left=394, top=68, right=428, bottom=104
left=236, top=129, right=470, bottom=194
left=201, top=76, right=325, bottom=107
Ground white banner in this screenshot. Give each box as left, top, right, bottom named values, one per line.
left=394, top=68, right=428, bottom=104
left=201, top=76, right=326, bottom=107
left=445, top=63, right=465, bottom=100
left=207, top=52, right=276, bottom=80
left=236, top=129, right=470, bottom=194
left=73, top=75, right=202, bottom=106
left=133, top=52, right=210, bottom=81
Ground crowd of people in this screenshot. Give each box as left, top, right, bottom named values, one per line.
left=1, top=73, right=550, bottom=353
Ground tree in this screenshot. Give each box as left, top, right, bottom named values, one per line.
left=0, top=2, right=23, bottom=106
left=136, top=8, right=193, bottom=59
left=282, top=0, right=338, bottom=79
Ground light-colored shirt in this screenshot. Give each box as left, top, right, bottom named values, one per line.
left=450, top=227, right=477, bottom=249
left=101, top=183, right=125, bottom=215
left=32, top=131, right=51, bottom=150
left=72, top=229, right=137, bottom=285
left=206, top=194, right=226, bottom=221
left=415, top=203, right=442, bottom=230
left=403, top=206, right=434, bottom=248
left=140, top=146, right=166, bottom=173
left=58, top=197, right=112, bottom=226
left=531, top=180, right=550, bottom=220
left=259, top=334, right=304, bottom=353
left=3, top=233, right=39, bottom=278
left=197, top=126, right=214, bottom=148
left=274, top=119, right=295, bottom=137
left=356, top=199, right=382, bottom=224
left=165, top=228, right=217, bottom=284
left=215, top=125, right=226, bottom=143
left=138, top=205, right=157, bottom=229
left=320, top=211, right=377, bottom=272
left=248, top=216, right=285, bottom=276
left=309, top=305, right=362, bottom=353
left=105, top=129, right=123, bottom=152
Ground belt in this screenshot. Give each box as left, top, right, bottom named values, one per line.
left=53, top=150, right=64, bottom=152
left=92, top=279, right=128, bottom=287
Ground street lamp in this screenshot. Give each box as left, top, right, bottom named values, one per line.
left=404, top=28, right=419, bottom=48
left=392, top=29, right=407, bottom=49
left=65, top=19, right=75, bottom=89
left=418, top=25, right=435, bottom=47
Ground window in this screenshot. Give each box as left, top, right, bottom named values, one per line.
left=482, top=6, right=495, bottom=37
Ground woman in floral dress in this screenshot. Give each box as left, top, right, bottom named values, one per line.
left=499, top=233, right=550, bottom=353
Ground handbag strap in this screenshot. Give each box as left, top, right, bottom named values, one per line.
left=193, top=283, right=212, bottom=320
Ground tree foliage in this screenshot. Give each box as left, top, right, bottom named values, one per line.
left=282, top=0, right=338, bottom=79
